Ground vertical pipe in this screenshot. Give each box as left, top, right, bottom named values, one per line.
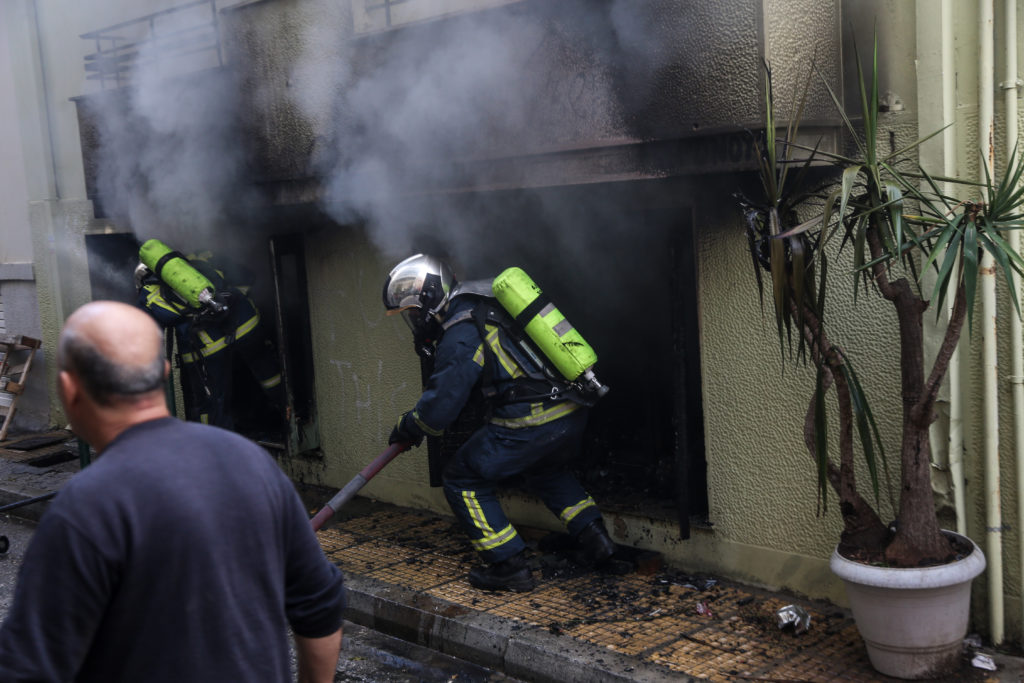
left=77, top=438, right=91, bottom=469
left=1005, top=0, right=1024, bottom=649
left=980, top=0, right=1004, bottom=646
left=942, top=0, right=967, bottom=536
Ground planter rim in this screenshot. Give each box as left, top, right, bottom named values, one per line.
left=829, top=530, right=986, bottom=590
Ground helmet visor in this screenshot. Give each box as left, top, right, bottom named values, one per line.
left=400, top=307, right=427, bottom=333
left=382, top=254, right=454, bottom=314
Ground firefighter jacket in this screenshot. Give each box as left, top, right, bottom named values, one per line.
left=405, top=296, right=581, bottom=440
left=138, top=280, right=262, bottom=365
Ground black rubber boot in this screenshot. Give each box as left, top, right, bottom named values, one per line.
left=575, top=519, right=616, bottom=566
left=467, top=552, right=536, bottom=592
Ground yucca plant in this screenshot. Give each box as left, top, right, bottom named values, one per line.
left=740, top=39, right=1024, bottom=567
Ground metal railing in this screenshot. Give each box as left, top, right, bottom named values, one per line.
left=80, top=0, right=223, bottom=90
left=364, top=0, right=413, bottom=28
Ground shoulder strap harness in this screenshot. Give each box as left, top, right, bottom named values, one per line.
left=444, top=296, right=594, bottom=406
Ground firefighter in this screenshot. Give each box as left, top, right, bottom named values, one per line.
left=383, top=253, right=616, bottom=592
left=135, top=244, right=285, bottom=431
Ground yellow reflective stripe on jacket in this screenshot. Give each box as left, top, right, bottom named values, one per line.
left=144, top=285, right=186, bottom=315
left=234, top=311, right=260, bottom=340
left=181, top=312, right=261, bottom=363
left=261, top=373, right=282, bottom=389
left=472, top=325, right=524, bottom=378
left=560, top=496, right=597, bottom=524
left=489, top=400, right=580, bottom=429
left=411, top=410, right=444, bottom=437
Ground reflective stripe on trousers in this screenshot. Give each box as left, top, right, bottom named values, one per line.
left=458, top=491, right=524, bottom=557
left=559, top=496, right=598, bottom=525
left=181, top=313, right=260, bottom=363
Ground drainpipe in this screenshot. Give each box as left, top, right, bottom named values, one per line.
left=979, top=0, right=1004, bottom=646
left=941, top=0, right=967, bottom=536
left=1005, top=0, right=1024, bottom=649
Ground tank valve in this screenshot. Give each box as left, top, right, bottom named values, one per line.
left=198, top=289, right=228, bottom=316
left=582, top=369, right=609, bottom=398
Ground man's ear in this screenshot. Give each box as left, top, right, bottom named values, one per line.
left=58, top=370, right=79, bottom=409
left=163, top=359, right=170, bottom=379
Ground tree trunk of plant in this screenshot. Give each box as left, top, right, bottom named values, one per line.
left=868, top=228, right=957, bottom=566
left=797, top=302, right=889, bottom=555
left=886, top=420, right=952, bottom=564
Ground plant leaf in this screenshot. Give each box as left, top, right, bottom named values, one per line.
left=963, top=221, right=979, bottom=330
left=838, top=353, right=885, bottom=505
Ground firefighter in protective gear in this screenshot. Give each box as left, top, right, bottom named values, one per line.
left=136, top=248, right=285, bottom=430
left=383, top=253, right=616, bottom=592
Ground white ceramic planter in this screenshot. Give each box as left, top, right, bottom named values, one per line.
left=830, top=532, right=986, bottom=680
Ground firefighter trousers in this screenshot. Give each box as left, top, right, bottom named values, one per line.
left=181, top=325, right=284, bottom=428
left=442, top=407, right=602, bottom=564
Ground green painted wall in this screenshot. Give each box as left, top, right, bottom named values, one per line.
left=296, top=228, right=451, bottom=515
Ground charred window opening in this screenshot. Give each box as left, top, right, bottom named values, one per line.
left=268, top=234, right=321, bottom=456
left=85, top=233, right=142, bottom=304
left=574, top=208, right=708, bottom=537
left=421, top=184, right=708, bottom=538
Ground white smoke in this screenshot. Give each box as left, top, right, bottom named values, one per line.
left=285, top=0, right=665, bottom=271
left=89, top=0, right=259, bottom=257
left=86, top=0, right=676, bottom=288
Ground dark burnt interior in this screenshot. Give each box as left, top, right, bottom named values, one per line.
left=422, top=181, right=708, bottom=536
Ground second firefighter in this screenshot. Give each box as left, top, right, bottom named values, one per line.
left=383, top=253, right=615, bottom=592
left=136, top=240, right=285, bottom=431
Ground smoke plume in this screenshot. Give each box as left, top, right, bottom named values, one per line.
left=86, top=0, right=676, bottom=296
left=286, top=0, right=668, bottom=276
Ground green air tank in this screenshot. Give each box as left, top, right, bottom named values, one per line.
left=492, top=267, right=608, bottom=396
left=139, top=238, right=216, bottom=309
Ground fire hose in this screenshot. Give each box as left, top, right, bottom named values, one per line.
left=0, top=491, right=59, bottom=554
left=310, top=442, right=411, bottom=532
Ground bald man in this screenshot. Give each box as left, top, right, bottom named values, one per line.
left=0, top=301, right=345, bottom=682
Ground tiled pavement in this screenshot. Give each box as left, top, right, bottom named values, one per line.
left=315, top=499, right=1016, bottom=682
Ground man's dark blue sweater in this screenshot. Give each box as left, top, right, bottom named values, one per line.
left=0, top=417, right=345, bottom=682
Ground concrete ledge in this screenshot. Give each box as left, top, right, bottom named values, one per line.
left=0, top=263, right=34, bottom=281
left=343, top=574, right=692, bottom=683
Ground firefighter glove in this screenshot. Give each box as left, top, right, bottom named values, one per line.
left=389, top=412, right=423, bottom=448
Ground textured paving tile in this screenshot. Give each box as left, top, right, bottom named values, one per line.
left=315, top=505, right=933, bottom=682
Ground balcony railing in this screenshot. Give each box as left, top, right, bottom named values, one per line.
left=364, top=0, right=412, bottom=28
left=80, top=0, right=223, bottom=90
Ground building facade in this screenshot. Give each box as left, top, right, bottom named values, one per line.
left=3, top=0, right=1024, bottom=644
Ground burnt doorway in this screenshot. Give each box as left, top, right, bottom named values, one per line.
left=421, top=183, right=708, bottom=539
left=268, top=233, right=320, bottom=456
left=85, top=232, right=140, bottom=303
left=568, top=207, right=707, bottom=537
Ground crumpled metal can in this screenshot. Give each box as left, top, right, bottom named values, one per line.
left=971, top=653, right=997, bottom=671
left=776, top=604, right=811, bottom=634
